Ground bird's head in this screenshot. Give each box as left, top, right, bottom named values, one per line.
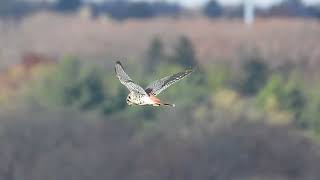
left=126, top=93, right=134, bottom=105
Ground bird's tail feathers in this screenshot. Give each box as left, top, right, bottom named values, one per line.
left=161, top=103, right=176, bottom=107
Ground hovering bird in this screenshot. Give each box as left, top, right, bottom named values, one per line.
left=115, top=61, right=193, bottom=107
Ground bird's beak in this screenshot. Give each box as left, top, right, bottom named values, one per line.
left=127, top=100, right=133, bottom=105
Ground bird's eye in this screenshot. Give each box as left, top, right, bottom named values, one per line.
left=128, top=96, right=131, bottom=99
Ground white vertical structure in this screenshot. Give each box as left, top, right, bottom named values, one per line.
left=244, top=0, right=255, bottom=26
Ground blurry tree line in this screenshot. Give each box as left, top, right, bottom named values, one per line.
left=90, top=1, right=181, bottom=19
left=0, top=35, right=318, bottom=138
left=0, top=34, right=320, bottom=179
left=204, top=0, right=320, bottom=18
left=1, top=0, right=320, bottom=19
left=25, top=36, right=202, bottom=120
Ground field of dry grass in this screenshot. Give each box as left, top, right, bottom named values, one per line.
left=0, top=12, right=320, bottom=69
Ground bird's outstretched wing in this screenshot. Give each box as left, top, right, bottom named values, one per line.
left=115, top=61, right=147, bottom=95
left=145, top=69, right=193, bottom=96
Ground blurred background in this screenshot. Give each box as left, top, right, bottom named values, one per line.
left=1, top=0, right=320, bottom=179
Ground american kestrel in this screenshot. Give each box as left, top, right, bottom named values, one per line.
left=115, top=61, right=193, bottom=107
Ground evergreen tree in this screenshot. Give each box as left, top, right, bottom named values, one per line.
left=55, top=0, right=82, bottom=12
left=145, top=37, right=164, bottom=72
left=171, top=36, right=197, bottom=68
left=203, top=0, right=223, bottom=18
left=238, top=58, right=269, bottom=96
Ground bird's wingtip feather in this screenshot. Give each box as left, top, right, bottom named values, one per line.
left=115, top=61, right=125, bottom=70
left=185, top=68, right=193, bottom=75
